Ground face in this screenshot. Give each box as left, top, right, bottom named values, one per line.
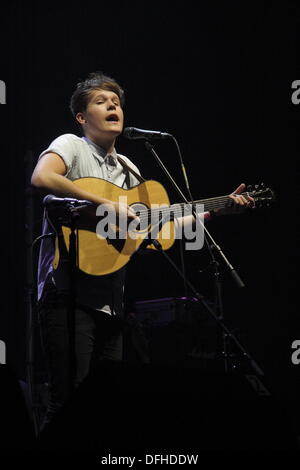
left=76, top=88, right=124, bottom=143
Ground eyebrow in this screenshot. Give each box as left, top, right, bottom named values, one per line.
left=93, top=93, right=120, bottom=101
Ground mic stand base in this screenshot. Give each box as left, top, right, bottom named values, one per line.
left=149, top=238, right=264, bottom=376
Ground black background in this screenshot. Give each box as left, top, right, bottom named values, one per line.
left=0, top=0, right=299, bottom=439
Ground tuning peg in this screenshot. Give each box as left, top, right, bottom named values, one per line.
left=247, top=184, right=253, bottom=192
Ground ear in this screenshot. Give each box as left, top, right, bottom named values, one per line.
left=76, top=112, right=87, bottom=125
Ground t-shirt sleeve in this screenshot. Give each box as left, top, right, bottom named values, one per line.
left=38, top=134, right=78, bottom=177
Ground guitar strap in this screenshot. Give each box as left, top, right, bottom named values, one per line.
left=117, top=155, right=146, bottom=184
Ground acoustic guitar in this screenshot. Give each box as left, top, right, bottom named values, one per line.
left=46, top=178, right=274, bottom=276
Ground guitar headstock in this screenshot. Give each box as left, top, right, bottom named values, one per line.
left=245, top=183, right=275, bottom=208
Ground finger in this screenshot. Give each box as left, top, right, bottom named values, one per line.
left=232, top=183, right=246, bottom=195
left=238, top=195, right=249, bottom=205
left=239, top=195, right=255, bottom=206
left=229, top=195, right=246, bottom=212
left=233, top=194, right=255, bottom=207
left=229, top=194, right=243, bottom=205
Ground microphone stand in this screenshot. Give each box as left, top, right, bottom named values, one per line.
left=143, top=140, right=266, bottom=380
left=47, top=201, right=92, bottom=396
left=67, top=207, right=79, bottom=395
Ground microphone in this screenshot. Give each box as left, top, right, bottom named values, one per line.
left=43, top=194, right=93, bottom=208
left=123, top=127, right=172, bottom=140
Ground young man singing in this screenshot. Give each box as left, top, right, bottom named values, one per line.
left=31, top=72, right=251, bottom=428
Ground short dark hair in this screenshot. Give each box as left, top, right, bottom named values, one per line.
left=69, top=72, right=125, bottom=117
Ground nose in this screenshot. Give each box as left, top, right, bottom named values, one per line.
left=107, top=99, right=116, bottom=110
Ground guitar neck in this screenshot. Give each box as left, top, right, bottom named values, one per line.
left=170, top=194, right=234, bottom=218
left=137, top=195, right=236, bottom=222
left=191, top=195, right=234, bottom=212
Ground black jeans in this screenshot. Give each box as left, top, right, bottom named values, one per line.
left=39, top=295, right=123, bottom=429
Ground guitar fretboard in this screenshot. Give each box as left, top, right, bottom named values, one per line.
left=137, top=194, right=236, bottom=223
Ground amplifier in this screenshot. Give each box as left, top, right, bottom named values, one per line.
left=135, top=296, right=215, bottom=327
left=127, top=297, right=224, bottom=369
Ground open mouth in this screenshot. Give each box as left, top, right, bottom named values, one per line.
left=106, top=114, right=119, bottom=122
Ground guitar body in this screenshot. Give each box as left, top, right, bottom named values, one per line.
left=52, top=178, right=175, bottom=276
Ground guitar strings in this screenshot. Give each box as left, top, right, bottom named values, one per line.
left=137, top=198, right=230, bottom=222
left=135, top=195, right=232, bottom=223
left=135, top=189, right=269, bottom=223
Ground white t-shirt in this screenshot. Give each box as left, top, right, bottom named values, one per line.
left=37, top=133, right=141, bottom=316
